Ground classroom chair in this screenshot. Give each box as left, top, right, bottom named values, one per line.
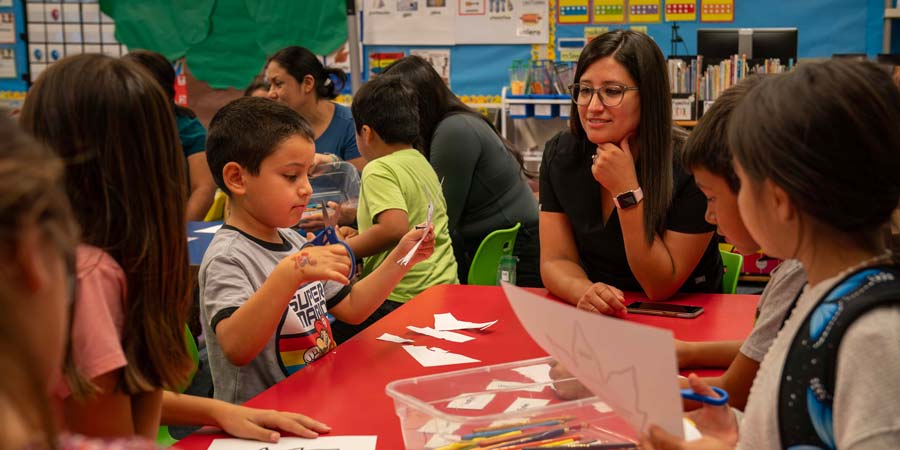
left=467, top=222, right=521, bottom=286
left=156, top=325, right=201, bottom=447
left=720, top=250, right=744, bottom=295
left=203, top=189, right=227, bottom=222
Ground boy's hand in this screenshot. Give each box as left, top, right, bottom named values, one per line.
left=394, top=223, right=436, bottom=267
left=286, top=245, right=352, bottom=285
left=212, top=402, right=331, bottom=442
left=337, top=226, right=358, bottom=240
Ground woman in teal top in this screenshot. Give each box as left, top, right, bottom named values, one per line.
left=265, top=46, right=365, bottom=172
left=382, top=56, right=542, bottom=287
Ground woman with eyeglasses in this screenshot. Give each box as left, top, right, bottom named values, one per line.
left=539, top=30, right=723, bottom=314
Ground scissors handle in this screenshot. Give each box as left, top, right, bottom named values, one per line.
left=301, top=227, right=357, bottom=278
left=680, top=386, right=729, bottom=406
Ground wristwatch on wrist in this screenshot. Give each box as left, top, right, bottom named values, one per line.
left=613, top=187, right=644, bottom=209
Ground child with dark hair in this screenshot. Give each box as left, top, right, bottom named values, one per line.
left=202, top=96, right=436, bottom=404
left=644, top=60, right=900, bottom=450
left=336, top=75, right=459, bottom=342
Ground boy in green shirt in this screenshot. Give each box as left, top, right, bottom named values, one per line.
left=337, top=75, right=459, bottom=342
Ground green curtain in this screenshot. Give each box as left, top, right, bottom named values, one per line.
left=101, top=0, right=348, bottom=89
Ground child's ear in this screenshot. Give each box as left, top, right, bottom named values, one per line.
left=361, top=125, right=375, bottom=146
left=768, top=179, right=795, bottom=223
left=14, top=228, right=49, bottom=293
left=222, top=162, right=247, bottom=196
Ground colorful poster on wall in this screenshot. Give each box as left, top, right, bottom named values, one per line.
left=0, top=48, right=16, bottom=78
left=364, top=0, right=456, bottom=45
left=0, top=12, right=15, bottom=44
left=584, top=26, right=609, bottom=41
left=665, top=0, right=696, bottom=21
left=368, top=51, right=404, bottom=77
left=410, top=48, right=451, bottom=86
left=593, top=0, right=625, bottom=24
left=629, top=0, right=661, bottom=23
left=700, top=0, right=733, bottom=22
left=558, top=0, right=589, bottom=24
left=456, top=0, right=549, bottom=44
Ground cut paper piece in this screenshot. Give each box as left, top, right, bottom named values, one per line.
left=407, top=325, right=474, bottom=343
left=194, top=224, right=222, bottom=234
left=502, top=283, right=684, bottom=438
left=426, top=433, right=461, bottom=449
left=401, top=345, right=480, bottom=368
left=418, top=418, right=463, bottom=434
left=377, top=332, right=414, bottom=344
left=434, top=312, right=497, bottom=331
left=187, top=236, right=198, bottom=242
left=447, top=392, right=496, bottom=410
left=512, top=363, right=553, bottom=384
left=207, top=435, right=376, bottom=450
left=487, top=379, right=546, bottom=393
left=489, top=417, right=529, bottom=428
left=684, top=417, right=702, bottom=441
left=398, top=195, right=434, bottom=266
left=594, top=401, right=613, bottom=413
left=504, top=397, right=551, bottom=413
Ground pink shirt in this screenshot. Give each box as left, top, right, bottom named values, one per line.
left=55, top=245, right=128, bottom=399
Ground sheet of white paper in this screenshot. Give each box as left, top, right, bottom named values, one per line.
left=397, top=199, right=434, bottom=265
left=401, top=345, right=480, bottom=367
left=376, top=332, right=414, bottom=343
left=407, top=325, right=474, bottom=343
left=486, top=379, right=546, bottom=393
left=512, top=363, right=553, bottom=384
left=417, top=418, right=462, bottom=434
left=501, top=283, right=684, bottom=438
left=447, top=392, right=496, bottom=410
left=195, top=224, right=222, bottom=234
left=207, top=435, right=376, bottom=450
left=187, top=236, right=198, bottom=242
left=503, top=397, right=551, bottom=413
left=433, top=312, right=497, bottom=331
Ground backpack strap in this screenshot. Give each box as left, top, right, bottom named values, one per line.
left=778, top=266, right=900, bottom=449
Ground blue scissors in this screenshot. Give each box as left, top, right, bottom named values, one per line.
left=300, top=203, right=356, bottom=278
left=681, top=386, right=729, bottom=406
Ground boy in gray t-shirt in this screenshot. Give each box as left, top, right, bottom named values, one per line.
left=201, top=97, right=436, bottom=404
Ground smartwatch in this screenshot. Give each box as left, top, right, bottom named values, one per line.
left=613, top=187, right=644, bottom=209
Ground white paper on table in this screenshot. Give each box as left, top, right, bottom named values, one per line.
left=434, top=312, right=497, bottom=331
left=401, top=345, right=480, bottom=367
left=207, top=435, right=376, bottom=450
left=376, top=332, right=414, bottom=343
left=447, top=392, right=496, bottom=410
left=407, top=325, right=474, bottom=343
left=512, top=363, right=553, bottom=384
left=417, top=418, right=462, bottom=434
left=503, top=397, right=551, bottom=413
left=194, top=224, right=222, bottom=234
left=501, top=283, right=684, bottom=438
left=486, top=379, right=546, bottom=393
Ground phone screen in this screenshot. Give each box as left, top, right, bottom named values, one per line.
left=627, top=302, right=702, bottom=313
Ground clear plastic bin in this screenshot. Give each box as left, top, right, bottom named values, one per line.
left=386, top=356, right=638, bottom=449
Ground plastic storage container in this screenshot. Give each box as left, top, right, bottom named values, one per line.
left=385, top=356, right=638, bottom=449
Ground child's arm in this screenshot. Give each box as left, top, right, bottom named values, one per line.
left=345, top=209, right=409, bottom=258
left=676, top=340, right=742, bottom=369
left=680, top=351, right=760, bottom=411
left=63, top=369, right=163, bottom=439
left=161, top=392, right=331, bottom=443
left=214, top=245, right=351, bottom=366
left=331, top=225, right=434, bottom=324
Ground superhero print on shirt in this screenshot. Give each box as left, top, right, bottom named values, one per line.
left=275, top=281, right=337, bottom=376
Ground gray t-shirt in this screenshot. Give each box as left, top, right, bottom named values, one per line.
left=199, top=226, right=350, bottom=404
left=739, top=259, right=806, bottom=362
left=739, top=270, right=900, bottom=449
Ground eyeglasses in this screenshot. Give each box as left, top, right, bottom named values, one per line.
left=569, top=83, right=639, bottom=107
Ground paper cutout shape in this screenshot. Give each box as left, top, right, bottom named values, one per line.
left=434, top=312, right=497, bottom=331
left=401, top=345, right=480, bottom=367
left=377, top=332, right=414, bottom=343
left=407, top=325, right=474, bottom=343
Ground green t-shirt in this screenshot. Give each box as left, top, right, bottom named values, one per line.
left=358, top=149, right=459, bottom=302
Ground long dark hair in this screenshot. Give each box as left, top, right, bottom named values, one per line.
left=20, top=54, right=193, bottom=394
left=730, top=60, right=900, bottom=250
left=267, top=46, right=345, bottom=100
left=570, top=30, right=674, bottom=244
left=381, top=55, right=534, bottom=178
left=123, top=49, right=196, bottom=119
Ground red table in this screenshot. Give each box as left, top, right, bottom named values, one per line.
left=175, top=285, right=759, bottom=449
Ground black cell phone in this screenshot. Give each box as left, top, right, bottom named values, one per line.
left=626, top=301, right=704, bottom=318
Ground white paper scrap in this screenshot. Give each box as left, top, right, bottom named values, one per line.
left=502, top=282, right=684, bottom=438
left=503, top=397, right=551, bottom=413
left=684, top=417, right=702, bottom=441
left=486, top=379, right=546, bottom=393
left=376, top=332, right=414, bottom=343
left=417, top=418, right=462, bottom=434
left=512, top=363, right=553, bottom=384
left=401, top=345, right=480, bottom=368
left=434, top=312, right=497, bottom=331
left=407, top=325, right=474, bottom=343
left=207, top=435, right=376, bottom=450
left=187, top=236, right=198, bottom=242
left=194, top=224, right=222, bottom=234
left=447, top=392, right=496, bottom=410
left=593, top=401, right=613, bottom=413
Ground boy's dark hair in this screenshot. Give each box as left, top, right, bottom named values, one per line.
left=351, top=75, right=420, bottom=146
left=207, top=96, right=314, bottom=196
left=682, top=75, right=766, bottom=193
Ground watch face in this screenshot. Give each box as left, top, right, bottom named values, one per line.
left=617, top=192, right=638, bottom=209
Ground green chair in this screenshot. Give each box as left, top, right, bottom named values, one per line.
left=156, top=325, right=201, bottom=448
left=720, top=250, right=744, bottom=294
left=467, top=223, right=521, bottom=286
